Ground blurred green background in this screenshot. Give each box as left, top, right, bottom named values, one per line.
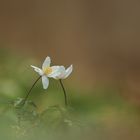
left=0, top=0, right=140, bottom=140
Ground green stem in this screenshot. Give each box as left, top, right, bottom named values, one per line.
left=23, top=76, right=41, bottom=105
left=59, top=79, right=68, bottom=106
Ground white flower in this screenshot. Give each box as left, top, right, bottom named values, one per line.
left=31, top=57, right=60, bottom=89
left=53, top=65, right=73, bottom=80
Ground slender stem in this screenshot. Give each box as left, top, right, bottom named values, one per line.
left=23, top=76, right=41, bottom=105
left=59, top=79, right=68, bottom=106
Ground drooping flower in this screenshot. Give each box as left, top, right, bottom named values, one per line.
left=31, top=57, right=60, bottom=89
left=53, top=65, right=73, bottom=80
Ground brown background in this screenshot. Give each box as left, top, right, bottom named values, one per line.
left=0, top=0, right=140, bottom=100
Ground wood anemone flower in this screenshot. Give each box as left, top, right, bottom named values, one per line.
left=31, top=56, right=60, bottom=89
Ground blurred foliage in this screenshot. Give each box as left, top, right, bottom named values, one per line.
left=0, top=48, right=140, bottom=140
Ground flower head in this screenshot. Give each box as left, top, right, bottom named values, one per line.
left=53, top=65, right=73, bottom=80
left=31, top=57, right=60, bottom=89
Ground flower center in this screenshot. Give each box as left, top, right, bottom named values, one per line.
left=44, top=67, right=52, bottom=75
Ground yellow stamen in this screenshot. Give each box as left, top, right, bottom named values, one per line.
left=44, top=67, right=52, bottom=75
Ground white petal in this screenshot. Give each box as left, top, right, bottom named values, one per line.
left=42, top=56, right=51, bottom=69
left=63, top=65, right=73, bottom=79
left=47, top=66, right=61, bottom=78
left=31, top=65, right=44, bottom=75
left=58, top=66, right=66, bottom=78
left=51, top=66, right=66, bottom=79
left=59, top=66, right=66, bottom=73
left=42, top=76, right=49, bottom=89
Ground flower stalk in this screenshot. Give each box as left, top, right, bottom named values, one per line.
left=23, top=76, right=41, bottom=105
left=59, top=79, right=68, bottom=106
